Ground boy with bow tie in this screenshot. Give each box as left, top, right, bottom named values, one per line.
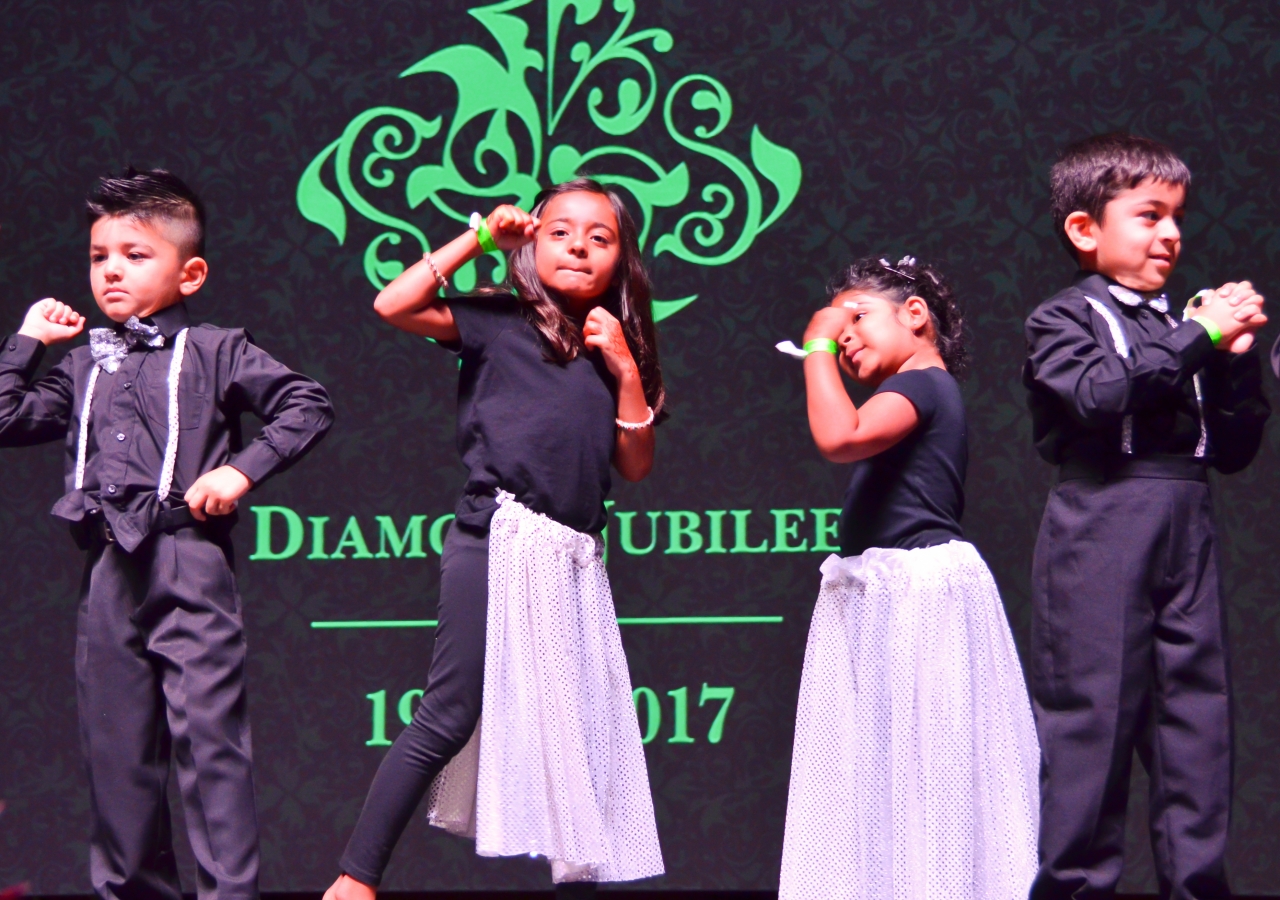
left=1023, top=133, right=1269, bottom=899
left=0, top=168, right=333, bottom=900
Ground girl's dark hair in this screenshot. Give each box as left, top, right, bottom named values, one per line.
left=86, top=166, right=206, bottom=258
left=477, top=178, right=665, bottom=413
left=827, top=256, right=969, bottom=377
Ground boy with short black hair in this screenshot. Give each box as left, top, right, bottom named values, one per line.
left=0, top=168, right=334, bottom=900
left=1024, top=133, right=1270, bottom=900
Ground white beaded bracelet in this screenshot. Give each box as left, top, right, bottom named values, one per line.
left=616, top=407, right=655, bottom=430
left=423, top=254, right=448, bottom=292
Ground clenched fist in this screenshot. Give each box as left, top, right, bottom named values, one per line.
left=582, top=306, right=638, bottom=381
left=485, top=204, right=540, bottom=252
left=18, top=298, right=85, bottom=345
left=184, top=465, right=253, bottom=520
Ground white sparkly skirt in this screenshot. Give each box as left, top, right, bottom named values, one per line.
left=425, top=492, right=665, bottom=884
left=779, top=542, right=1039, bottom=900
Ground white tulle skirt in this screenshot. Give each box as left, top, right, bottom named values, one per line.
left=425, top=492, right=664, bottom=884
left=779, top=542, right=1039, bottom=900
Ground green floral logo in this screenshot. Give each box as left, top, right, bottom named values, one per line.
left=296, top=0, right=802, bottom=321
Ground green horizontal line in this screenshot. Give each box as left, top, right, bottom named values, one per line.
left=311, top=620, right=439, bottom=629
left=615, top=616, right=784, bottom=625
left=310, top=615, right=782, bottom=630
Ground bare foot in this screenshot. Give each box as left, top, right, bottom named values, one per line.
left=323, top=874, right=376, bottom=900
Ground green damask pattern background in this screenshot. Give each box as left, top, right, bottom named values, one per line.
left=1, top=0, right=1279, bottom=893
left=296, top=0, right=803, bottom=314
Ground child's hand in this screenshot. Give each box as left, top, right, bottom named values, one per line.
left=583, top=307, right=638, bottom=381
left=803, top=306, right=853, bottom=344
left=486, top=205, right=539, bottom=252
left=1218, top=282, right=1259, bottom=353
left=322, top=874, right=376, bottom=900
left=18, top=298, right=85, bottom=345
left=184, top=465, right=253, bottom=520
left=1198, top=281, right=1266, bottom=353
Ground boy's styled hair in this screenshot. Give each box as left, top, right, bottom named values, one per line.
left=480, top=177, right=666, bottom=415
left=1049, top=133, right=1190, bottom=258
left=828, top=256, right=969, bottom=377
left=86, top=167, right=206, bottom=259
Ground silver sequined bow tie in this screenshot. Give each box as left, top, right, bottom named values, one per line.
left=89, top=316, right=166, bottom=374
left=1108, top=284, right=1170, bottom=315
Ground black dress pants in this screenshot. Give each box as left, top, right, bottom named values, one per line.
left=1029, top=474, right=1231, bottom=900
left=77, top=527, right=259, bottom=900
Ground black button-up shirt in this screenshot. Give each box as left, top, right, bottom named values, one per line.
left=1024, top=271, right=1269, bottom=473
left=0, top=302, right=333, bottom=551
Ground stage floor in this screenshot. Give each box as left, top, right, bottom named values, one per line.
left=20, top=894, right=1266, bottom=900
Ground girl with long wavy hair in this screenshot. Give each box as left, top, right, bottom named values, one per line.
left=325, top=179, right=665, bottom=900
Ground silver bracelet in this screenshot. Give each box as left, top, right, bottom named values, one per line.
left=616, top=407, right=655, bottom=430
left=422, top=254, right=448, bottom=293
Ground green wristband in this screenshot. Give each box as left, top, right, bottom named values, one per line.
left=1191, top=315, right=1223, bottom=348
left=474, top=219, right=498, bottom=254
left=802, top=338, right=839, bottom=356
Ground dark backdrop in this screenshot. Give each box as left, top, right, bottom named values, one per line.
left=2, top=0, right=1279, bottom=893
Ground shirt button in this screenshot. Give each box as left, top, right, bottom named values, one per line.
left=116, top=433, right=126, bottom=441
left=106, top=485, right=117, bottom=494
left=123, top=382, right=132, bottom=389
left=7, top=343, right=15, bottom=351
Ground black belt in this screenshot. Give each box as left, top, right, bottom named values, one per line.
left=1059, top=456, right=1208, bottom=483
left=85, top=504, right=200, bottom=545
left=157, top=503, right=198, bottom=532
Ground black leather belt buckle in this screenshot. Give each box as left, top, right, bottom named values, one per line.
left=86, top=514, right=116, bottom=544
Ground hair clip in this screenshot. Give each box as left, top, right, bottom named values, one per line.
left=878, top=257, right=917, bottom=281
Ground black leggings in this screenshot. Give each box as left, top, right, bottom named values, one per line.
left=339, top=522, right=489, bottom=886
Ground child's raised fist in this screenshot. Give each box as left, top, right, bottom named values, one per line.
left=18, top=298, right=85, bottom=345
left=583, top=306, right=636, bottom=381
left=486, top=204, right=539, bottom=252
left=804, top=306, right=854, bottom=344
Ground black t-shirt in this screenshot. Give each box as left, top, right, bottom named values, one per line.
left=839, top=367, right=967, bottom=557
left=445, top=296, right=617, bottom=534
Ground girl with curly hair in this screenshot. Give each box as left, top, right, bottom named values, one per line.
left=779, top=257, right=1038, bottom=900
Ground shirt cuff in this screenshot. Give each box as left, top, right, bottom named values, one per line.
left=227, top=441, right=282, bottom=487
left=0, top=334, right=46, bottom=373
left=1169, top=318, right=1217, bottom=368
left=1190, top=316, right=1223, bottom=348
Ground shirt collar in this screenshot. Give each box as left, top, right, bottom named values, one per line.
left=1072, top=271, right=1169, bottom=315
left=135, top=302, right=191, bottom=338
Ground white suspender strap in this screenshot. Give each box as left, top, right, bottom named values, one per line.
left=157, top=328, right=188, bottom=500
left=1085, top=297, right=1130, bottom=357
left=1084, top=297, right=1135, bottom=455
left=73, top=364, right=102, bottom=490
left=1164, top=311, right=1208, bottom=459
left=1189, top=372, right=1207, bottom=458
